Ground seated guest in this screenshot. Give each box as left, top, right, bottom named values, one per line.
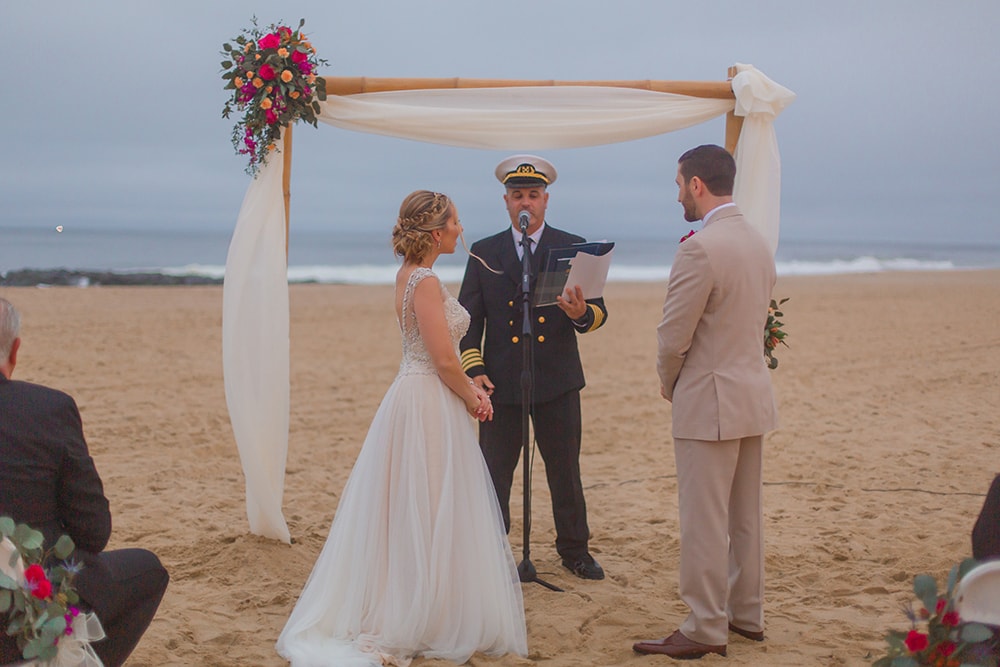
left=973, top=473, right=1000, bottom=562
left=0, top=298, right=169, bottom=667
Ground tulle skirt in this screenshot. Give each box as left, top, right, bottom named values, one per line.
left=276, top=372, right=527, bottom=666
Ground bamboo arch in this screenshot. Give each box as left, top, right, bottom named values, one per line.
left=230, top=64, right=794, bottom=543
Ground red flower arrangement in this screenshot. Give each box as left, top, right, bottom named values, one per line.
left=0, top=517, right=89, bottom=663
left=221, top=18, right=328, bottom=175
left=873, top=558, right=998, bottom=667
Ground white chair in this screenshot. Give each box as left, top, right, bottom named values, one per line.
left=954, top=560, right=1000, bottom=626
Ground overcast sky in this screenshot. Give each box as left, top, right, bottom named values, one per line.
left=2, top=1, right=998, bottom=247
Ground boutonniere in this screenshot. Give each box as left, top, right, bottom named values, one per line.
left=679, top=230, right=696, bottom=243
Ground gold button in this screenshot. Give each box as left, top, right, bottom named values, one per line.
left=537, top=335, right=545, bottom=343
left=538, top=316, right=546, bottom=324
left=509, top=320, right=514, bottom=326
left=512, top=336, right=519, bottom=344
left=508, top=301, right=514, bottom=307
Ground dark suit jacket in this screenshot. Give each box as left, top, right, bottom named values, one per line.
left=973, top=474, right=1000, bottom=561
left=0, top=375, right=111, bottom=553
left=458, top=224, right=608, bottom=405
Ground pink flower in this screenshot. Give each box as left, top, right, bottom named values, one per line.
left=258, top=64, right=276, bottom=81
left=276, top=26, right=292, bottom=41
left=679, top=230, right=696, bottom=243
left=297, top=60, right=313, bottom=75
left=942, top=611, right=960, bottom=626
left=258, top=33, right=280, bottom=50
left=904, top=630, right=929, bottom=653
left=265, top=109, right=278, bottom=125
left=291, top=49, right=308, bottom=64
left=936, top=598, right=947, bottom=615
left=24, top=564, right=52, bottom=599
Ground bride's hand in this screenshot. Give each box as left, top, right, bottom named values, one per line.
left=467, top=385, right=493, bottom=422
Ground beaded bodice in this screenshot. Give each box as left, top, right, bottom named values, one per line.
left=399, top=267, right=470, bottom=376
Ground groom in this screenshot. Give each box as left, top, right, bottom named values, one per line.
left=634, top=145, right=777, bottom=659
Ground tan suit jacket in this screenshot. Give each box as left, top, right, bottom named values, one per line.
left=657, top=205, right=778, bottom=441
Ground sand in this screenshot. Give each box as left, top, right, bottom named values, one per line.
left=2, top=269, right=998, bottom=666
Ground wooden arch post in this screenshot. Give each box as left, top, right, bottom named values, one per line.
left=278, top=67, right=745, bottom=252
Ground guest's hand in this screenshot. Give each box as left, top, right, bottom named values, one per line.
left=556, top=285, right=588, bottom=320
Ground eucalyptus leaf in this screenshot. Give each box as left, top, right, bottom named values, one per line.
left=53, top=534, right=75, bottom=560
left=223, top=42, right=232, bottom=52
left=0, top=516, right=14, bottom=536
left=23, top=637, right=43, bottom=659
left=957, top=557, right=979, bottom=582
left=42, top=615, right=66, bottom=636
left=14, top=525, right=43, bottom=551
left=890, top=657, right=918, bottom=667
left=221, top=60, right=233, bottom=70
left=960, top=621, right=995, bottom=643
left=0, top=571, right=17, bottom=589
left=913, top=574, right=937, bottom=608
left=0, top=589, right=10, bottom=612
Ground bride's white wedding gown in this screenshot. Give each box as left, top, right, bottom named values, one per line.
left=276, top=267, right=527, bottom=667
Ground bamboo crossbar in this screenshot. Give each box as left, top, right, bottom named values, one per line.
left=280, top=69, right=745, bottom=248
left=322, top=76, right=735, bottom=100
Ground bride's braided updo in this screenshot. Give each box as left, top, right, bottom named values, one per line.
left=392, top=190, right=453, bottom=264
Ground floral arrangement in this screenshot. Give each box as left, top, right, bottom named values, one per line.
left=679, top=229, right=697, bottom=244
left=0, top=516, right=85, bottom=663
left=221, top=18, right=328, bottom=175
left=764, top=297, right=789, bottom=369
left=873, top=558, right=998, bottom=667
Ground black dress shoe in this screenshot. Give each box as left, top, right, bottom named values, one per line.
left=561, top=556, right=605, bottom=580
left=633, top=630, right=726, bottom=659
left=728, top=622, right=764, bottom=641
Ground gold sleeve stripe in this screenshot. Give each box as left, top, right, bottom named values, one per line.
left=461, top=349, right=485, bottom=372
left=587, top=304, right=605, bottom=332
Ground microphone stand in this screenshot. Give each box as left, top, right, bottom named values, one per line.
left=515, top=215, right=562, bottom=593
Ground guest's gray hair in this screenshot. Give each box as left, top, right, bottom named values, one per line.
left=0, top=297, right=21, bottom=360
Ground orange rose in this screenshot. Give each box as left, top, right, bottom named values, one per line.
left=252, top=78, right=264, bottom=89
left=243, top=42, right=252, bottom=53
left=281, top=70, right=293, bottom=83
left=277, top=48, right=289, bottom=58
left=289, top=90, right=300, bottom=99
left=245, top=70, right=254, bottom=78
left=265, top=86, right=273, bottom=94
left=255, top=53, right=261, bottom=60
left=234, top=77, right=244, bottom=87
left=260, top=97, right=273, bottom=109
left=307, top=74, right=316, bottom=84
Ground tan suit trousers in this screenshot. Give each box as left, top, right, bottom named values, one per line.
left=675, top=435, right=764, bottom=646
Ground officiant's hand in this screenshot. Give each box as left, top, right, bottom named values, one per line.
left=472, top=374, right=494, bottom=397
left=556, top=285, right=587, bottom=320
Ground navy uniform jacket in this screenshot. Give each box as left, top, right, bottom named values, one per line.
left=458, top=224, right=608, bottom=405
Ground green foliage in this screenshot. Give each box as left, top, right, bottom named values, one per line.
left=764, top=297, right=790, bottom=369
left=0, top=516, right=83, bottom=662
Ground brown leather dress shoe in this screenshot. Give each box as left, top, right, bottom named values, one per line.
left=728, top=622, right=764, bottom=642
left=632, top=629, right=726, bottom=659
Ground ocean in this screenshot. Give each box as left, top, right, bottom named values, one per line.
left=2, top=225, right=999, bottom=286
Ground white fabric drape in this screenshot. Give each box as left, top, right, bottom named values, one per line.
left=223, top=65, right=794, bottom=541
left=222, top=153, right=291, bottom=543
left=731, top=63, right=797, bottom=253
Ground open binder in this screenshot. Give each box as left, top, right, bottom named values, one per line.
left=533, top=241, right=615, bottom=307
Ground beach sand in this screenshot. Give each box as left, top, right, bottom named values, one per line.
left=2, top=269, right=998, bottom=666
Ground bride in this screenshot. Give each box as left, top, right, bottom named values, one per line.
left=276, top=191, right=527, bottom=666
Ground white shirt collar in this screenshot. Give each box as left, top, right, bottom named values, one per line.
left=511, top=222, right=545, bottom=258
left=702, top=202, right=736, bottom=226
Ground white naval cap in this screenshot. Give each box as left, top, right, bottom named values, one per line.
left=494, top=154, right=557, bottom=188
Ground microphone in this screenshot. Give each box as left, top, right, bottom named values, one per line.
left=518, top=211, right=530, bottom=232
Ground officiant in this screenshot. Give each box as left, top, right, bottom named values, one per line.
left=458, top=154, right=609, bottom=581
